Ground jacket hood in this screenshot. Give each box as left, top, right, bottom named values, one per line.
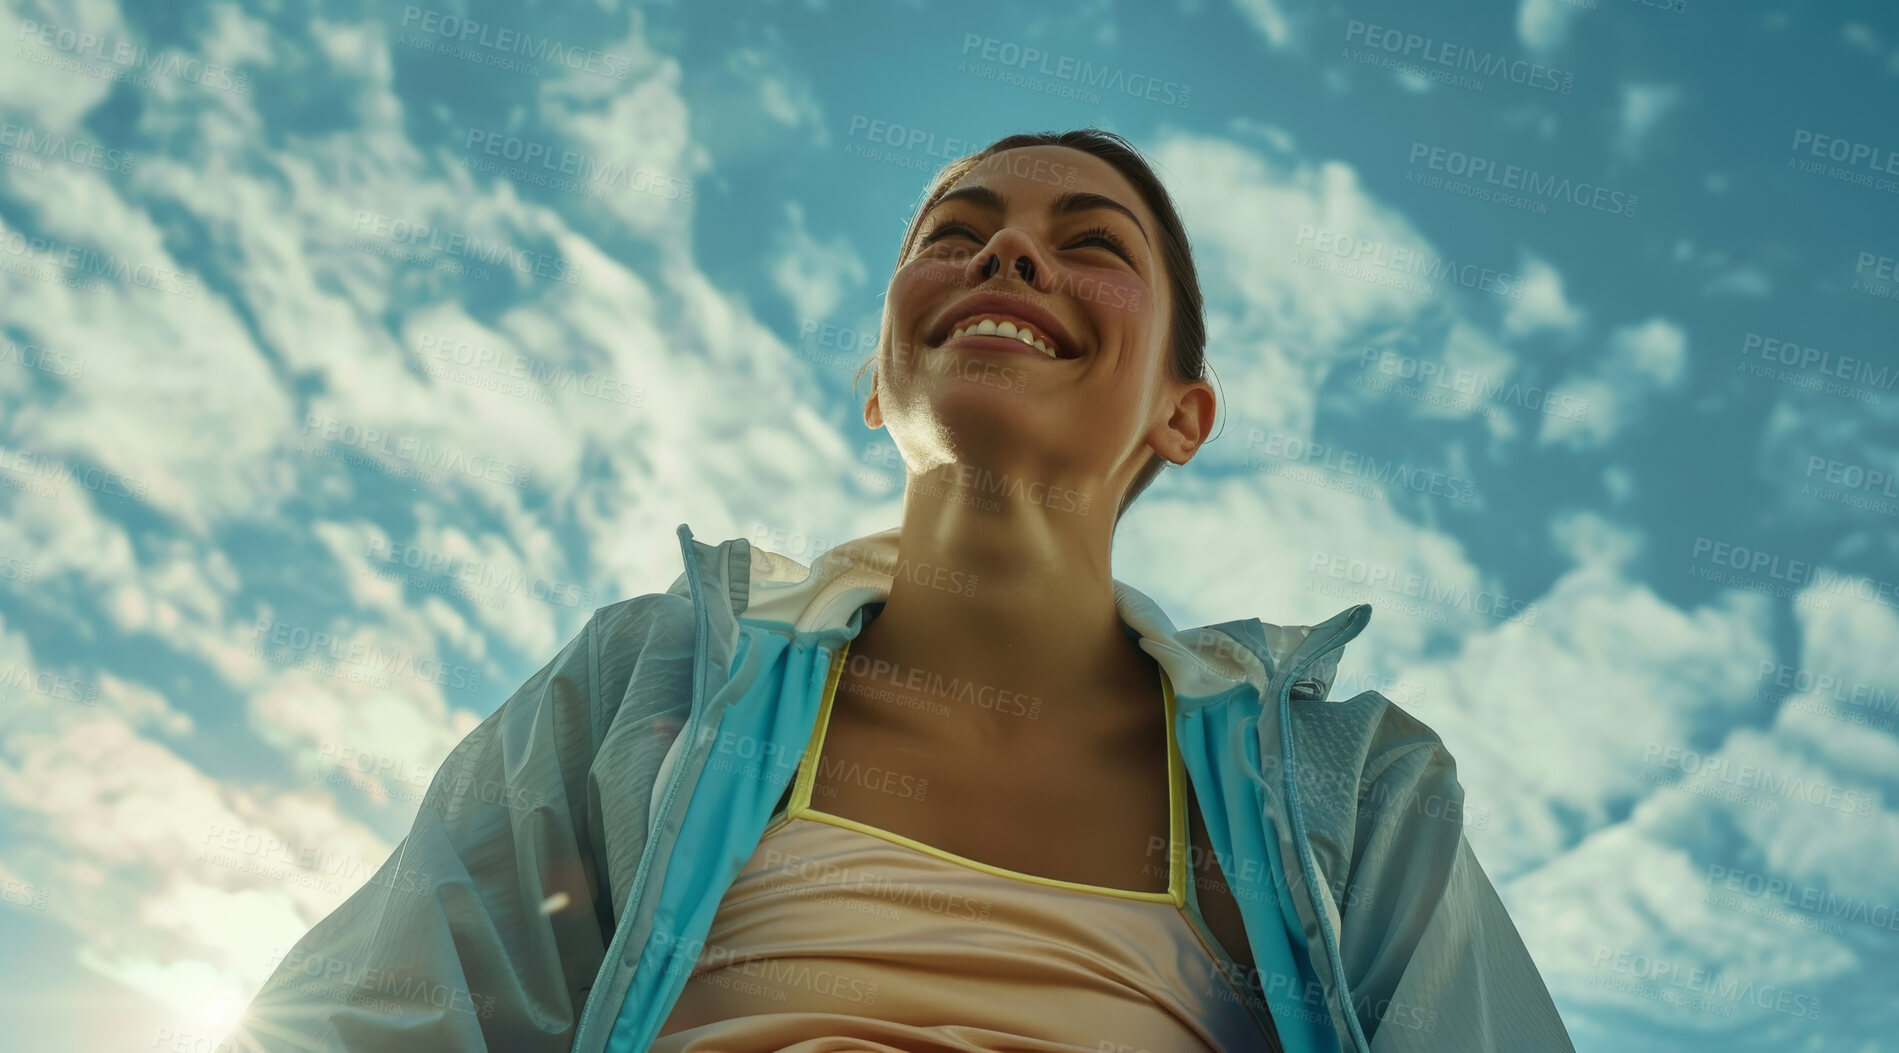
left=664, top=523, right=1370, bottom=705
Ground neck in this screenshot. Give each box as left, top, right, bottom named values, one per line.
left=845, top=485, right=1155, bottom=737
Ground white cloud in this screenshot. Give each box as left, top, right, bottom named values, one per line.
left=1602, top=463, right=1636, bottom=505
left=770, top=201, right=868, bottom=323
left=1024, top=0, right=1121, bottom=47
left=1505, top=254, right=1586, bottom=338
left=1538, top=375, right=1621, bottom=448
left=1152, top=132, right=1462, bottom=441
left=1500, top=102, right=1561, bottom=142
left=1551, top=508, right=1643, bottom=570
left=1121, top=470, right=1499, bottom=663
left=1541, top=318, right=1687, bottom=449
left=1615, top=82, right=1683, bottom=161
left=1224, top=118, right=1299, bottom=156
left=1754, top=388, right=1899, bottom=530
left=0, top=169, right=293, bottom=535
left=759, top=76, right=812, bottom=129
left=1438, top=319, right=1522, bottom=430
left=1508, top=578, right=1899, bottom=1041
left=1841, top=22, right=1881, bottom=54
left=1233, top=0, right=1294, bottom=50
left=1612, top=317, right=1688, bottom=387
left=691, top=45, right=830, bottom=161
left=1389, top=556, right=1775, bottom=879
left=0, top=614, right=396, bottom=1028
left=544, top=40, right=710, bottom=244
left=0, top=7, right=873, bottom=1045
left=1517, top=0, right=1588, bottom=52
left=1842, top=20, right=1899, bottom=75
left=1670, top=238, right=1774, bottom=299
left=0, top=2, right=117, bottom=127
left=1703, top=267, right=1772, bottom=298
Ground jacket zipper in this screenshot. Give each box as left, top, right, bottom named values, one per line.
left=569, top=537, right=720, bottom=1053
left=1273, top=607, right=1372, bottom=1053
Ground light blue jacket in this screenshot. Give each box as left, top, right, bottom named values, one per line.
left=237, top=524, right=1574, bottom=1052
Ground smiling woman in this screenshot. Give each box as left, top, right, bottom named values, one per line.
left=234, top=130, right=1573, bottom=1053
left=643, top=129, right=1577, bottom=1052
left=856, top=129, right=1212, bottom=527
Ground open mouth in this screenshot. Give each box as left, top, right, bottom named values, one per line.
left=936, top=315, right=1075, bottom=360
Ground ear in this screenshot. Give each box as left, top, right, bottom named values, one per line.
left=863, top=369, right=883, bottom=428
left=1149, top=376, right=1215, bottom=466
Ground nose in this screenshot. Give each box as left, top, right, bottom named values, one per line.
left=982, top=253, right=1034, bottom=283
left=967, top=227, right=1049, bottom=291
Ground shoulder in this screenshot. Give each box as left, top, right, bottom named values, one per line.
left=1288, top=687, right=1460, bottom=790
left=575, top=593, right=699, bottom=722
left=1284, top=689, right=1468, bottom=869
left=588, top=592, right=696, bottom=654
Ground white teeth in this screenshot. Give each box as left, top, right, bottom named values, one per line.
left=1018, top=330, right=1055, bottom=358
left=947, top=316, right=1063, bottom=358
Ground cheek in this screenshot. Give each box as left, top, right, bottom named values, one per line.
left=894, top=254, right=967, bottom=298
left=884, top=259, right=961, bottom=347
left=1059, top=267, right=1151, bottom=322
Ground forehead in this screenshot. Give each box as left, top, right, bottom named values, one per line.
left=936, top=145, right=1153, bottom=225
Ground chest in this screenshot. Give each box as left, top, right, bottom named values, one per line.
left=796, top=683, right=1264, bottom=989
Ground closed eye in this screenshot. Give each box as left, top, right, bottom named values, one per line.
left=1071, top=224, right=1134, bottom=262
left=922, top=219, right=1137, bottom=266
left=922, top=220, right=983, bottom=244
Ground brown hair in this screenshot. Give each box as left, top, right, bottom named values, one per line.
left=856, top=128, right=1216, bottom=526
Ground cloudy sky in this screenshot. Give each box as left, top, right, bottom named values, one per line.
left=2, top=0, right=1896, bottom=1049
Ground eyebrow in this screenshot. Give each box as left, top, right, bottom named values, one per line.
left=923, top=184, right=1150, bottom=246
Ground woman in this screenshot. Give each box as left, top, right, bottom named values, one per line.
left=238, top=130, right=1573, bottom=1052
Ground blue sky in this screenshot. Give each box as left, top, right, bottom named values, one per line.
left=2, top=0, right=1897, bottom=1049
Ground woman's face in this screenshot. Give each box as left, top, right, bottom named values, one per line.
left=866, top=144, right=1206, bottom=511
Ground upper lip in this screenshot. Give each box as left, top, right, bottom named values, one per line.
left=928, top=292, right=1082, bottom=359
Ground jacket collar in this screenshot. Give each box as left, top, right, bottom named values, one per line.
left=667, top=523, right=1368, bottom=704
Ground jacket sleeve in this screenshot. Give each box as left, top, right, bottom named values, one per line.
left=233, top=605, right=634, bottom=1052
left=1339, top=734, right=1576, bottom=1053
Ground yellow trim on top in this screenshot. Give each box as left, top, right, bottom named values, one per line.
left=1163, top=660, right=1187, bottom=908
left=787, top=639, right=1188, bottom=907
left=783, top=645, right=844, bottom=818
